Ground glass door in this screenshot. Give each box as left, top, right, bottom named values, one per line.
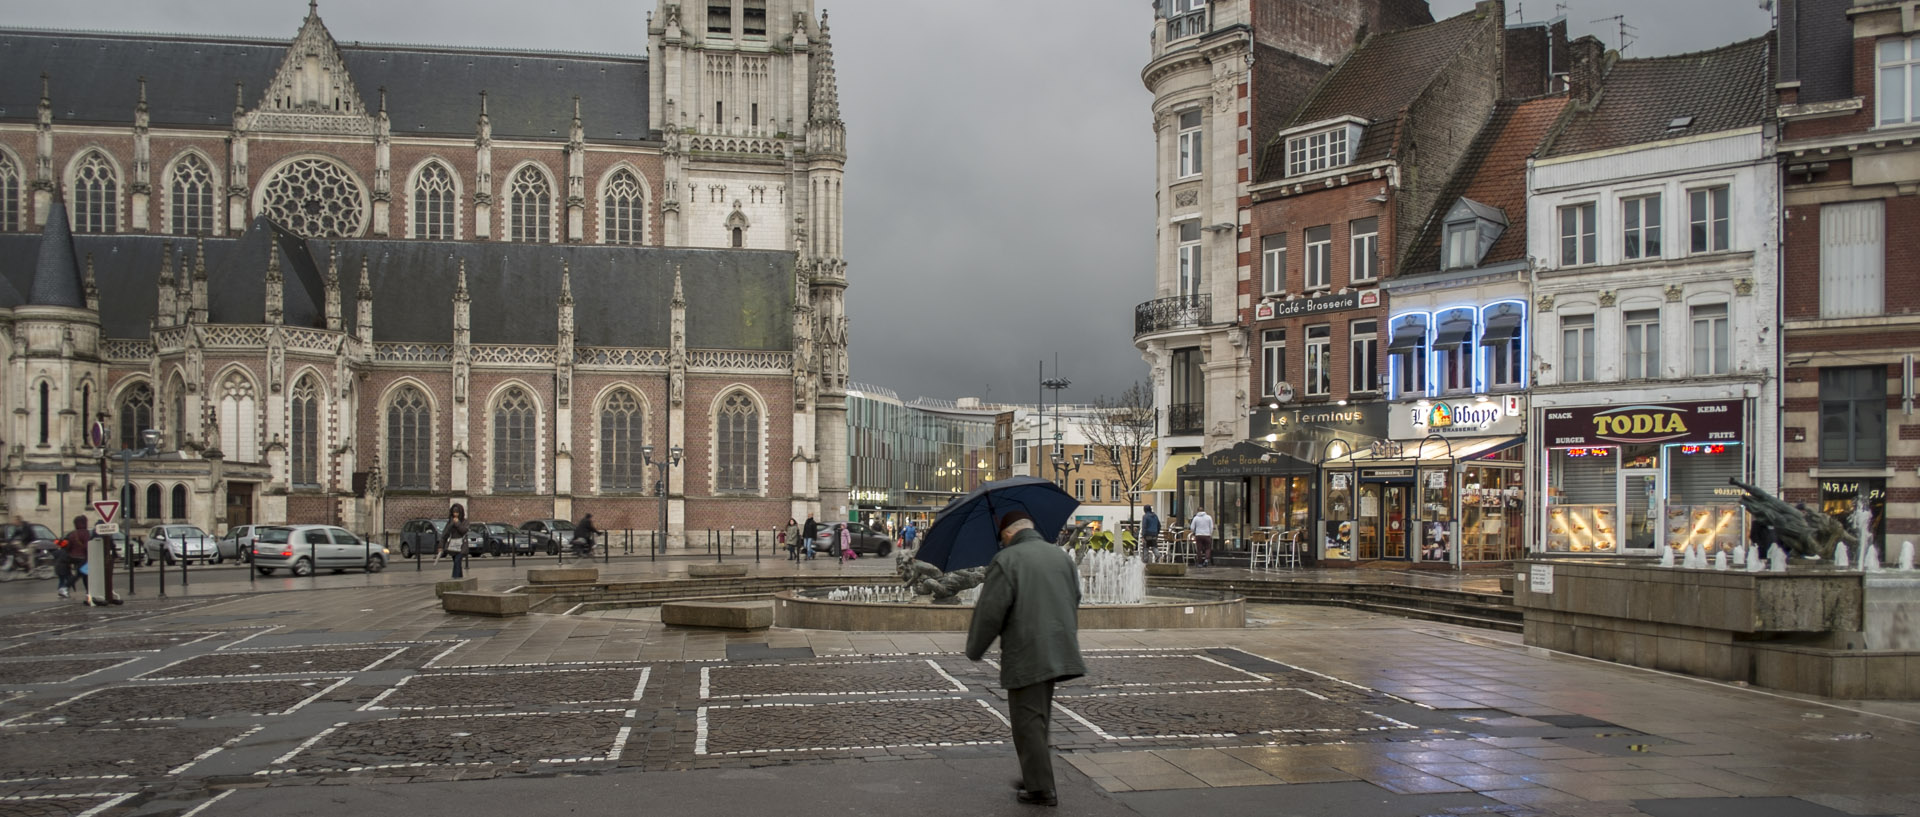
left=1356, top=483, right=1383, bottom=560
left=1622, top=471, right=1660, bottom=552
left=1382, top=484, right=1410, bottom=559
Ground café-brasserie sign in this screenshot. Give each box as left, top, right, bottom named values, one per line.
left=1253, top=288, right=1380, bottom=320
left=1544, top=400, right=1743, bottom=447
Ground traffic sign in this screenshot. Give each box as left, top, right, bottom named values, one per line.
left=93, top=500, right=120, bottom=525
left=94, top=522, right=120, bottom=535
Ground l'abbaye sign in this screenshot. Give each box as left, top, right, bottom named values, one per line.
left=1390, top=394, right=1526, bottom=440
left=1543, top=400, right=1743, bottom=447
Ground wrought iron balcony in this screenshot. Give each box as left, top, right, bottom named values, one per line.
left=1135, top=294, right=1212, bottom=338
left=1167, top=402, right=1205, bottom=436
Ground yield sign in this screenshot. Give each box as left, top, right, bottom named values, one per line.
left=93, top=500, right=120, bottom=525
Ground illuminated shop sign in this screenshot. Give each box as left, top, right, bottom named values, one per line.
left=1390, top=394, right=1525, bottom=439
left=1543, top=400, right=1743, bottom=448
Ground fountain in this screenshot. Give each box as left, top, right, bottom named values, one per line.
left=1901, top=541, right=1915, bottom=571
left=775, top=544, right=1243, bottom=631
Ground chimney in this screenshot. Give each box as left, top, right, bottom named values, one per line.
left=1567, top=35, right=1611, bottom=104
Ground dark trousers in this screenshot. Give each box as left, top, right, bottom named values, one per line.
left=1196, top=535, right=1213, bottom=565
left=449, top=551, right=466, bottom=579
left=54, top=551, right=74, bottom=591
left=1008, top=680, right=1058, bottom=794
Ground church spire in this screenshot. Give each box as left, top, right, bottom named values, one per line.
left=324, top=251, right=342, bottom=331
left=809, top=11, right=842, bottom=126
left=156, top=241, right=176, bottom=326
left=83, top=252, right=100, bottom=312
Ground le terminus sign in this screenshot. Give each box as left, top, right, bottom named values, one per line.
left=1254, top=288, right=1380, bottom=321
left=1543, top=400, right=1744, bottom=448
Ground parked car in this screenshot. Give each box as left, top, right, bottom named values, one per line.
left=252, top=525, right=388, bottom=576
left=519, top=519, right=574, bottom=555
left=0, top=522, right=59, bottom=549
left=398, top=519, right=447, bottom=559
left=217, top=525, right=268, bottom=563
left=816, top=522, right=893, bottom=557
left=473, top=522, right=537, bottom=557
left=144, top=525, right=217, bottom=565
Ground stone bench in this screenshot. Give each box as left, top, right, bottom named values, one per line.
left=660, top=600, right=772, bottom=630
left=435, top=578, right=478, bottom=598
left=442, top=591, right=529, bottom=617
left=686, top=563, right=749, bottom=578
left=527, top=567, right=598, bottom=584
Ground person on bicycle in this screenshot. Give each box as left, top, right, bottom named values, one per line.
left=572, top=514, right=599, bottom=558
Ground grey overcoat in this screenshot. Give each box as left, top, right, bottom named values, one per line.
left=965, top=528, right=1087, bottom=689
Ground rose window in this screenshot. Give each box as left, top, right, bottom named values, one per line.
left=260, top=157, right=366, bottom=238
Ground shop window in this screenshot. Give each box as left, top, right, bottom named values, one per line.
left=1304, top=324, right=1332, bottom=396
left=1623, top=309, right=1661, bottom=380
left=1560, top=314, right=1595, bottom=383
left=1690, top=303, right=1729, bottom=376
left=1545, top=447, right=1616, bottom=554
left=1821, top=366, right=1887, bottom=467
left=1668, top=444, right=1745, bottom=554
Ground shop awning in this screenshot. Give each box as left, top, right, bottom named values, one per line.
left=1179, top=441, right=1319, bottom=478
left=1386, top=321, right=1428, bottom=352
left=1480, top=312, right=1522, bottom=345
left=1149, top=453, right=1199, bottom=492
left=1432, top=317, right=1475, bottom=348
left=1335, top=435, right=1522, bottom=468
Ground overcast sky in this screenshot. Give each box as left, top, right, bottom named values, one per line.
left=2, top=0, right=1774, bottom=404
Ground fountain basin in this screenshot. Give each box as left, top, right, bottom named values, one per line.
left=771, top=588, right=1244, bottom=631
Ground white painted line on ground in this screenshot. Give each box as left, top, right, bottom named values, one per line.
left=169, top=724, right=265, bottom=776
left=629, top=666, right=651, bottom=701
left=975, top=697, right=1012, bottom=728
left=360, top=646, right=410, bottom=672
left=925, top=658, right=968, bottom=692
left=216, top=626, right=282, bottom=651
left=177, top=789, right=234, bottom=817
left=270, top=722, right=343, bottom=766
left=75, top=792, right=138, bottom=817
left=280, top=676, right=354, bottom=716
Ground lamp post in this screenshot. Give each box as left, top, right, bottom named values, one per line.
left=1042, top=376, right=1071, bottom=484
left=111, top=427, right=163, bottom=598
left=642, top=444, right=683, bottom=560
left=1052, top=449, right=1085, bottom=497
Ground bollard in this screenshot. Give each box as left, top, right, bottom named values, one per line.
left=602, top=530, right=609, bottom=565
left=181, top=540, right=189, bottom=588
left=755, top=527, right=761, bottom=563
left=126, top=536, right=137, bottom=595
left=730, top=525, right=736, bottom=556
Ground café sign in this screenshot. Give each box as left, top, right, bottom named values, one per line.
left=1390, top=394, right=1525, bottom=440
left=1543, top=400, right=1744, bottom=448
left=1253, top=288, right=1380, bottom=321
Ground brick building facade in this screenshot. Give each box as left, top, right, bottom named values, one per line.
left=0, top=0, right=851, bottom=541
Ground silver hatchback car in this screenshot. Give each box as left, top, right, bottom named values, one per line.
left=251, top=525, right=389, bottom=577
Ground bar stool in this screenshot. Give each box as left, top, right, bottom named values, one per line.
left=1273, top=529, right=1302, bottom=571
left=1248, top=529, right=1276, bottom=571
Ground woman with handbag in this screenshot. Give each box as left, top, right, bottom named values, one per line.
left=442, top=504, right=470, bottom=579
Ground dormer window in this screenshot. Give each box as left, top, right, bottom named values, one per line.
left=1442, top=197, right=1507, bottom=270
left=1284, top=119, right=1364, bottom=177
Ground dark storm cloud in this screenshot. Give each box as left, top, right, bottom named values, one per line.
left=2, top=0, right=1772, bottom=404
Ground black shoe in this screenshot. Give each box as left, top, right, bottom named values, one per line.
left=1016, top=788, right=1057, bottom=807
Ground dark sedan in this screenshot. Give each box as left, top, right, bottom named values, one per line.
left=472, top=523, right=538, bottom=557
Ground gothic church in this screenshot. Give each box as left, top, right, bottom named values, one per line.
left=0, top=0, right=851, bottom=539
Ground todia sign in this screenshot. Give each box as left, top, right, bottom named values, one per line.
left=1543, top=400, right=1744, bottom=447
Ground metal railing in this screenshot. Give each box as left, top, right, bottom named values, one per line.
left=1167, top=402, right=1205, bottom=436
left=1134, top=294, right=1211, bottom=338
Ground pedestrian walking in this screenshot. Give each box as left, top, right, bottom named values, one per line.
left=572, top=513, right=599, bottom=559
left=1190, top=507, right=1214, bottom=567
left=900, top=519, right=919, bottom=553
left=964, top=511, right=1086, bottom=807
left=784, top=517, right=801, bottom=560
left=57, top=515, right=90, bottom=602
left=442, top=503, right=470, bottom=579
left=802, top=515, right=819, bottom=560
left=1141, top=506, right=1161, bottom=560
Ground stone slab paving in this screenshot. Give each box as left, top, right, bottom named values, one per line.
left=2, top=678, right=347, bottom=725
left=138, top=648, right=405, bottom=679
left=0, top=793, right=139, bottom=817
left=696, top=697, right=1008, bottom=755
left=274, top=711, right=632, bottom=772
left=0, top=633, right=219, bottom=658
left=1053, top=687, right=1417, bottom=741
left=367, top=667, right=651, bottom=710
left=1062, top=653, right=1270, bottom=688
left=0, top=658, right=133, bottom=686
left=0, top=725, right=252, bottom=779
left=700, top=658, right=967, bottom=698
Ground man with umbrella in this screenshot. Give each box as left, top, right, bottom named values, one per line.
left=965, top=510, right=1086, bottom=807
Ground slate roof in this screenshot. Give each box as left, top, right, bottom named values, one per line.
left=0, top=232, right=793, bottom=351
left=1257, top=7, right=1494, bottom=183
left=1400, top=95, right=1571, bottom=276
left=0, top=27, right=651, bottom=142
left=209, top=218, right=327, bottom=329
left=1545, top=35, right=1771, bottom=157
left=28, top=201, right=85, bottom=308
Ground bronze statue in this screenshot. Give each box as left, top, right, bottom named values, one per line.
left=895, top=552, right=988, bottom=604
left=1730, top=479, right=1852, bottom=560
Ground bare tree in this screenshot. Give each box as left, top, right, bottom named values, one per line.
left=1082, top=381, right=1158, bottom=529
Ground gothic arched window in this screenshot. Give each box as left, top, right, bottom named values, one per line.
left=493, top=387, right=536, bottom=491
left=599, top=389, right=644, bottom=490
left=385, top=386, right=431, bottom=490
left=603, top=169, right=644, bottom=245
left=259, top=156, right=366, bottom=238
left=145, top=483, right=162, bottom=520
left=118, top=382, right=154, bottom=451
left=508, top=165, right=551, bottom=243
left=731, top=226, right=743, bottom=248
left=170, top=376, right=187, bottom=450
left=37, top=382, right=50, bottom=446
left=170, top=484, right=188, bottom=519
left=413, top=161, right=456, bottom=239
left=217, top=372, right=259, bottom=463
left=714, top=390, right=759, bottom=493
left=169, top=154, right=216, bottom=235
left=72, top=151, right=118, bottom=233
left=0, top=152, right=19, bottom=231
left=291, top=377, right=320, bottom=487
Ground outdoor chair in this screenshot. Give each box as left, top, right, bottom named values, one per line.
left=1273, top=529, right=1302, bottom=571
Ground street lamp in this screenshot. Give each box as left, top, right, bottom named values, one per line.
left=1052, top=449, right=1085, bottom=494
left=641, top=444, right=683, bottom=557
left=1042, top=376, right=1071, bottom=483
left=108, top=427, right=163, bottom=599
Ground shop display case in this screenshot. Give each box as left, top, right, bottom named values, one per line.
left=1544, top=505, right=1617, bottom=553
left=1666, top=504, right=1743, bottom=553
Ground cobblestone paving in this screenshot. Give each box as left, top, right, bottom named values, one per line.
left=698, top=697, right=1006, bottom=755
left=142, top=647, right=403, bottom=679
left=0, top=658, right=128, bottom=686
left=0, top=725, right=248, bottom=779
left=282, top=711, right=630, bottom=771
left=0, top=794, right=134, bottom=817
left=1061, top=653, right=1269, bottom=688
left=373, top=667, right=650, bottom=710
left=6, top=678, right=342, bottom=725
left=702, top=659, right=965, bottom=698
left=0, top=633, right=215, bottom=658
left=1053, top=687, right=1415, bottom=741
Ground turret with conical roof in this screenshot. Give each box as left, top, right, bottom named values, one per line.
left=28, top=202, right=85, bottom=308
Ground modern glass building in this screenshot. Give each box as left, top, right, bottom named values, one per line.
left=846, top=384, right=997, bottom=523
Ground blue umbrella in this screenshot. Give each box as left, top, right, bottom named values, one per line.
left=916, top=476, right=1080, bottom=571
